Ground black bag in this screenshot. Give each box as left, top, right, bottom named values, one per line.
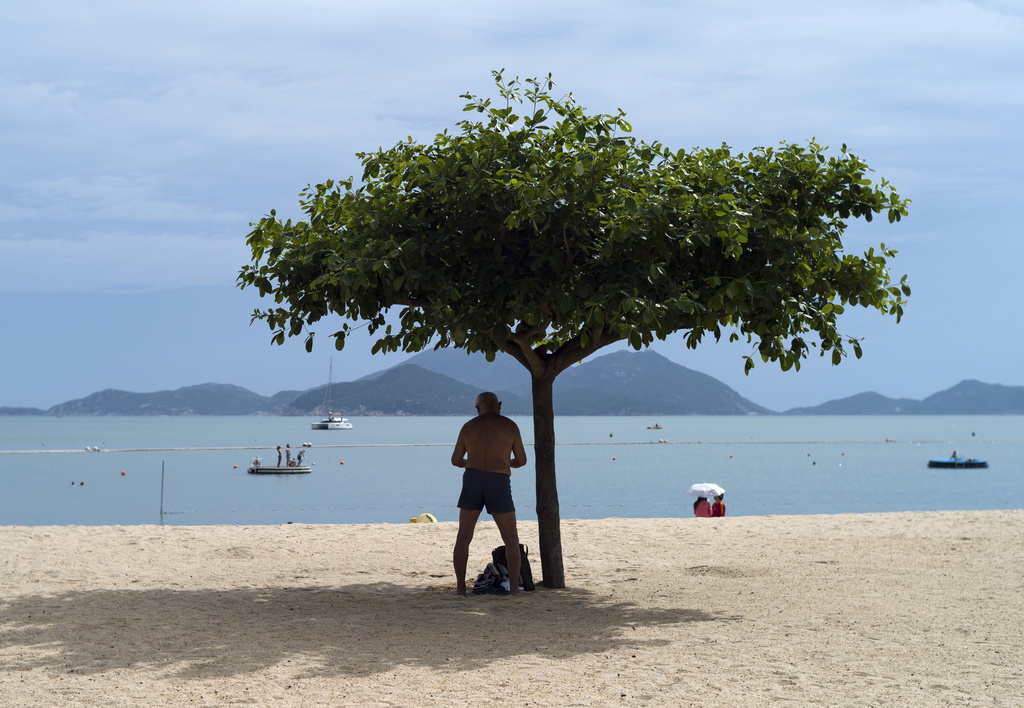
left=492, top=543, right=536, bottom=591
left=472, top=562, right=509, bottom=595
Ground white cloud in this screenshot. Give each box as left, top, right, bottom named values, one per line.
left=6, top=175, right=241, bottom=225
left=0, top=230, right=247, bottom=292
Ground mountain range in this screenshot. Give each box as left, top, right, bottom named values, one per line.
left=4, top=349, right=1023, bottom=416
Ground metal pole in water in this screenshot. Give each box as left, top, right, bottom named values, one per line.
left=159, top=461, right=165, bottom=525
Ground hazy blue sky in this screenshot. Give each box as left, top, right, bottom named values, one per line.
left=3, top=0, right=1022, bottom=411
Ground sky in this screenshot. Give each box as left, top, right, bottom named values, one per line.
left=2, top=0, right=1023, bottom=412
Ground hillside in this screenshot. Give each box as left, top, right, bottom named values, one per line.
left=388, top=349, right=770, bottom=415
left=6, top=352, right=1024, bottom=416
left=785, top=391, right=923, bottom=415
left=784, top=379, right=1024, bottom=415
left=554, top=351, right=771, bottom=415
left=46, top=384, right=273, bottom=416
left=285, top=364, right=530, bottom=416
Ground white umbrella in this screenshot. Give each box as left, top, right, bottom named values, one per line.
left=686, top=483, right=725, bottom=498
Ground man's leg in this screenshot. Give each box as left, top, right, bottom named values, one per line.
left=453, top=508, right=481, bottom=595
left=492, top=511, right=525, bottom=596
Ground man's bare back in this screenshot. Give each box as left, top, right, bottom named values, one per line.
left=451, top=402, right=527, bottom=475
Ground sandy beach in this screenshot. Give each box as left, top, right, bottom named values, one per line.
left=2, top=511, right=1021, bottom=706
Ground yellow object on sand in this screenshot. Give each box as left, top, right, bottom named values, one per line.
left=417, top=513, right=437, bottom=523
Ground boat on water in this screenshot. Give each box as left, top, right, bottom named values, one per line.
left=247, top=463, right=311, bottom=475
left=312, top=414, right=352, bottom=430
left=927, top=457, right=988, bottom=469
left=248, top=449, right=312, bottom=474
left=647, top=424, right=663, bottom=430
left=311, top=359, right=353, bottom=430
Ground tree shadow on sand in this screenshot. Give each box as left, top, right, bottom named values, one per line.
left=1, top=582, right=738, bottom=679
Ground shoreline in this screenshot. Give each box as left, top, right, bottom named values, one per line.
left=2, top=510, right=1021, bottom=706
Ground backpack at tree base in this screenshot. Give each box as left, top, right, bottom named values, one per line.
left=491, top=543, right=536, bottom=591
left=472, top=562, right=509, bottom=595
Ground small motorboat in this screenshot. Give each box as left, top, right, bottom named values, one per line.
left=647, top=424, right=663, bottom=430
left=247, top=456, right=311, bottom=474
left=248, top=464, right=311, bottom=475
left=927, top=457, right=988, bottom=469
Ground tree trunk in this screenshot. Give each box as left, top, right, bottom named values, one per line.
left=531, top=373, right=565, bottom=588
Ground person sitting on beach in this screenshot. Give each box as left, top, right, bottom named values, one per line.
left=694, top=496, right=711, bottom=517
left=451, top=392, right=528, bottom=597
left=711, top=494, right=726, bottom=517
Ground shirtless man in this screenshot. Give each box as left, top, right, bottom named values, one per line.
left=451, top=391, right=528, bottom=596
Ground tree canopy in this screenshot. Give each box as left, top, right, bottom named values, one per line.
left=239, top=71, right=910, bottom=587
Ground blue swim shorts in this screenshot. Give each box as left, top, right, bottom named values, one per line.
left=457, top=467, right=515, bottom=514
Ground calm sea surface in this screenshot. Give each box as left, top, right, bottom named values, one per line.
left=1, top=415, right=1020, bottom=525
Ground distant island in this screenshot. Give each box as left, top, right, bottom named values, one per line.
left=3, top=350, right=1024, bottom=416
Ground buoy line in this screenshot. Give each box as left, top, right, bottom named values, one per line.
left=0, top=438, right=958, bottom=454
left=0, top=438, right=965, bottom=455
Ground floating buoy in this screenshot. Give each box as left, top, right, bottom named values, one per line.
left=612, top=457, right=616, bottom=460
left=233, top=465, right=238, bottom=469
left=339, top=460, right=345, bottom=465
left=729, top=455, right=733, bottom=458
left=417, top=513, right=437, bottom=523
left=121, top=470, right=126, bottom=476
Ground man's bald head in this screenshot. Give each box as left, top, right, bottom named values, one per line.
left=474, top=391, right=500, bottom=412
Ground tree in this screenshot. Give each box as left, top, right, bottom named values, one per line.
left=238, top=71, right=910, bottom=588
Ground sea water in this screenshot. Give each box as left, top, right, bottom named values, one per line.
left=0, top=415, right=1020, bottom=525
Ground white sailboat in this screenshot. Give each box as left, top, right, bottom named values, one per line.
left=311, top=359, right=353, bottom=430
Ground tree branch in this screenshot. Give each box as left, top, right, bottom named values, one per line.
left=549, top=326, right=623, bottom=376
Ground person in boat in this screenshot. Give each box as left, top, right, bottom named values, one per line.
left=693, top=496, right=712, bottom=517
left=451, top=391, right=528, bottom=597
left=711, top=494, right=726, bottom=517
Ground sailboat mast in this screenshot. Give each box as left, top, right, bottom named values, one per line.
left=324, top=358, right=333, bottom=413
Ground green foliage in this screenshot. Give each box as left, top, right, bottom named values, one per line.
left=238, top=71, right=909, bottom=378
